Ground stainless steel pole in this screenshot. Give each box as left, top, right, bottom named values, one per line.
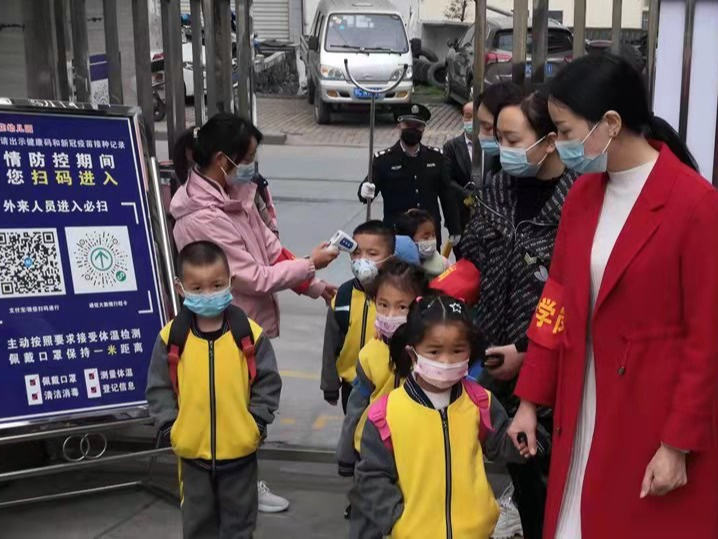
left=103, top=0, right=124, bottom=104
left=214, top=0, right=233, bottom=112
left=70, top=0, right=92, bottom=102
left=645, top=0, right=661, bottom=104
left=150, top=157, right=181, bottom=317
left=366, top=93, right=376, bottom=221
left=54, top=0, right=71, bottom=100
left=23, top=0, right=59, bottom=99
left=678, top=0, right=696, bottom=142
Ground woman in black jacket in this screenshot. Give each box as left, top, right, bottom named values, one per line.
left=459, top=88, right=580, bottom=539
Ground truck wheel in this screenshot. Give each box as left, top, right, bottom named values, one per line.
left=307, top=77, right=315, bottom=105
left=419, top=48, right=439, bottom=63
left=314, top=87, right=331, bottom=125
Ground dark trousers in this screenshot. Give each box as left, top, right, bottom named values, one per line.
left=506, top=449, right=549, bottom=539
left=340, top=380, right=353, bottom=414
left=180, top=455, right=258, bottom=539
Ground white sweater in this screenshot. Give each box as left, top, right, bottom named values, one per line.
left=555, top=158, right=658, bottom=538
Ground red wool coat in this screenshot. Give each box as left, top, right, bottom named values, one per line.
left=515, top=143, right=718, bottom=538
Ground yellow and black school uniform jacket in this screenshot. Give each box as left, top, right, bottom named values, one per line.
left=145, top=317, right=281, bottom=462
left=349, top=376, right=524, bottom=539
left=321, top=279, right=376, bottom=400
left=336, top=337, right=404, bottom=475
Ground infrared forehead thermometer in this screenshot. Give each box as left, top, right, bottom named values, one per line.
left=329, top=230, right=357, bottom=253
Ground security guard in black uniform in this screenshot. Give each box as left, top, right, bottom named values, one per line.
left=358, top=104, right=461, bottom=247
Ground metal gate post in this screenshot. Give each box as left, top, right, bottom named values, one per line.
left=190, top=0, right=205, bottom=126
left=161, top=0, right=187, bottom=150
left=54, top=0, right=71, bottom=101
left=103, top=0, right=124, bottom=104
left=22, top=0, right=59, bottom=99
left=572, top=0, right=586, bottom=60
left=531, top=0, right=548, bottom=85
left=235, top=0, right=253, bottom=120
left=214, top=0, right=234, bottom=113
left=512, top=0, right=529, bottom=87
left=610, top=0, right=623, bottom=54
left=202, top=0, right=218, bottom=116
left=678, top=0, right=696, bottom=142
left=471, top=0, right=487, bottom=184
left=645, top=0, right=661, bottom=104
left=132, top=0, right=156, bottom=155
left=70, top=0, right=92, bottom=102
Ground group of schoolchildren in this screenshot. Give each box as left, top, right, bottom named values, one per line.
left=146, top=206, right=536, bottom=538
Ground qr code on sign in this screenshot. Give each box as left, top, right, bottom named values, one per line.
left=0, top=228, right=66, bottom=298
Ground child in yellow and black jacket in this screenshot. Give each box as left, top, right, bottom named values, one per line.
left=336, top=259, right=427, bottom=477
left=349, top=295, right=540, bottom=539
left=321, top=221, right=395, bottom=410
left=146, top=241, right=281, bottom=539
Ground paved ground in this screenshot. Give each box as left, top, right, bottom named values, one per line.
left=155, top=96, right=463, bottom=151
left=257, top=96, right=463, bottom=148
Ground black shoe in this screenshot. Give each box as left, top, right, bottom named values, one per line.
left=344, top=503, right=352, bottom=519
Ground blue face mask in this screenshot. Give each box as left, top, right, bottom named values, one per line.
left=479, top=136, right=500, bottom=156
left=182, top=285, right=233, bottom=318
left=223, top=154, right=256, bottom=184
left=555, top=122, right=612, bottom=174
left=499, top=136, right=547, bottom=178
left=464, top=121, right=473, bottom=135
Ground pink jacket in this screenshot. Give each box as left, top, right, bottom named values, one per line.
left=171, top=169, right=326, bottom=337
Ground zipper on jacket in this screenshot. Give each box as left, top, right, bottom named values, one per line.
left=440, top=409, right=453, bottom=539
left=360, top=299, right=370, bottom=348
left=208, top=340, right=217, bottom=479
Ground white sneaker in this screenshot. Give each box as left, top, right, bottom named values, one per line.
left=491, top=484, right=523, bottom=538
left=257, top=480, right=290, bottom=513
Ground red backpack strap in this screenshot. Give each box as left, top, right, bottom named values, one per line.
left=461, top=379, right=494, bottom=443
left=367, top=395, right=393, bottom=453
left=166, top=308, right=194, bottom=395
left=227, top=306, right=257, bottom=384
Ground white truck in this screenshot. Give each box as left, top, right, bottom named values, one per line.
left=300, top=0, right=414, bottom=124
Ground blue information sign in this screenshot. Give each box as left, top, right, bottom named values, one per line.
left=0, top=107, right=165, bottom=426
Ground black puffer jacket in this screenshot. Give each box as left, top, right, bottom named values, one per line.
left=459, top=168, right=579, bottom=414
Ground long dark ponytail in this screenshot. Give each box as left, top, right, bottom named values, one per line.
left=549, top=53, right=698, bottom=171
left=389, top=294, right=486, bottom=379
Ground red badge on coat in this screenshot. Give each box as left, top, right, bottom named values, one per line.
left=527, top=278, right=566, bottom=350
left=429, top=259, right=481, bottom=305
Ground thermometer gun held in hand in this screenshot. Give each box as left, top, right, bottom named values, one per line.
left=329, top=230, right=357, bottom=253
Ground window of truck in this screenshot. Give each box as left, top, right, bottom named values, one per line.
left=324, top=13, right=408, bottom=53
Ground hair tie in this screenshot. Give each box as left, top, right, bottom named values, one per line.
left=415, top=296, right=423, bottom=303
left=193, top=127, right=200, bottom=140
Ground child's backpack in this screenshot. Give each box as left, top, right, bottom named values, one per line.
left=333, top=280, right=356, bottom=336
left=166, top=306, right=256, bottom=395
left=368, top=379, right=494, bottom=452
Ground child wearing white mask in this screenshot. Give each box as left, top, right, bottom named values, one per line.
left=395, top=209, right=450, bottom=278
left=350, top=295, right=528, bottom=539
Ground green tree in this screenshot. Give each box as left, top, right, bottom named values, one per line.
left=444, top=0, right=470, bottom=22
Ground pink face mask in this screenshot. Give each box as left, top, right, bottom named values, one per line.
left=375, top=313, right=406, bottom=339
left=413, top=351, right=469, bottom=389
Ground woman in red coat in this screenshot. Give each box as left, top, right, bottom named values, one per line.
left=508, top=53, right=718, bottom=538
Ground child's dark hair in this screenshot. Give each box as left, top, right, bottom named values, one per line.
left=394, top=209, right=436, bottom=239
left=367, top=257, right=428, bottom=300
left=389, top=294, right=486, bottom=378
left=173, top=113, right=264, bottom=182
left=353, top=220, right=396, bottom=253
left=177, top=241, right=230, bottom=279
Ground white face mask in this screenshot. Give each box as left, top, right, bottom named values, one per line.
left=416, top=239, right=437, bottom=259
left=413, top=349, right=470, bottom=389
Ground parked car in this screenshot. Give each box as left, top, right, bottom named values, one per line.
left=585, top=38, right=646, bottom=74
left=300, top=0, right=414, bottom=125
left=444, top=15, right=574, bottom=103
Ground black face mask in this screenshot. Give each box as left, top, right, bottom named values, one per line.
left=400, top=127, right=423, bottom=147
